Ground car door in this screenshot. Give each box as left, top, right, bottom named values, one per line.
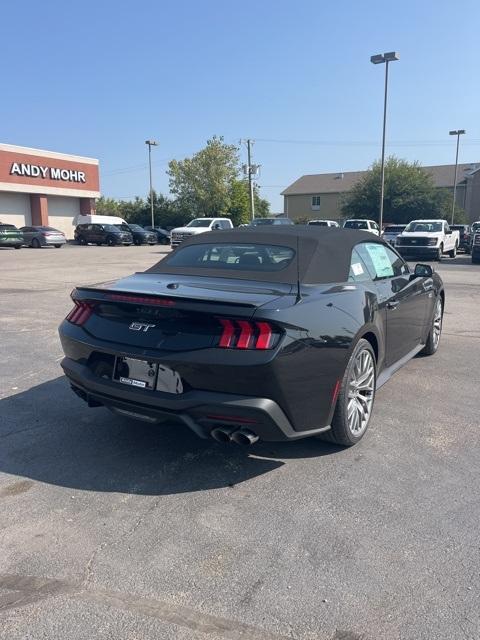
left=20, top=227, right=34, bottom=244
left=356, top=242, right=429, bottom=366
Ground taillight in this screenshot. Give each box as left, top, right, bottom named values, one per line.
left=66, top=300, right=94, bottom=325
left=217, top=318, right=278, bottom=350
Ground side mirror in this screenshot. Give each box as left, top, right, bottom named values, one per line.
left=413, top=263, right=433, bottom=278
left=212, top=223, right=221, bottom=230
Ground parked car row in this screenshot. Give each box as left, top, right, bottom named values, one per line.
left=0, top=223, right=67, bottom=249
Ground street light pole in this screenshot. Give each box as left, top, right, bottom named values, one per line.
left=145, top=139, right=158, bottom=228
left=449, top=129, right=465, bottom=225
left=371, top=52, right=399, bottom=233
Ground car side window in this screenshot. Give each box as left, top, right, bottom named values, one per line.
left=349, top=249, right=373, bottom=283
left=356, top=242, right=408, bottom=280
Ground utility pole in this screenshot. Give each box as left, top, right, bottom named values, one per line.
left=145, top=139, right=158, bottom=228
left=247, top=139, right=255, bottom=221
left=241, top=139, right=260, bottom=221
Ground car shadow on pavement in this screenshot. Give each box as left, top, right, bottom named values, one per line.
left=0, top=377, right=342, bottom=497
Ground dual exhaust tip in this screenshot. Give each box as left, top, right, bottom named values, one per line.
left=210, top=426, right=259, bottom=446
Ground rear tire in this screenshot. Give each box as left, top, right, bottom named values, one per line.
left=421, top=297, right=443, bottom=356
left=14, top=245, right=22, bottom=249
left=54, top=244, right=62, bottom=248
left=32, top=238, right=41, bottom=249
left=318, top=339, right=376, bottom=446
left=78, top=236, right=87, bottom=245
left=106, top=236, right=116, bottom=246
left=472, top=255, right=480, bottom=264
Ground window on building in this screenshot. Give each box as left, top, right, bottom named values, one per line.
left=311, top=196, right=321, bottom=210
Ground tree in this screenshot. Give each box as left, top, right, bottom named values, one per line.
left=95, top=196, right=121, bottom=217
left=342, top=157, right=466, bottom=224
left=167, top=136, right=239, bottom=217
left=227, top=179, right=270, bottom=226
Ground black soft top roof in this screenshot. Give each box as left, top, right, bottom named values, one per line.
left=145, top=226, right=387, bottom=284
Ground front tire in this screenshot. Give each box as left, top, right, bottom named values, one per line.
left=32, top=238, right=41, bottom=249
left=14, top=245, right=22, bottom=249
left=436, top=244, right=443, bottom=261
left=54, top=244, right=62, bottom=248
left=106, top=236, right=116, bottom=246
left=449, top=244, right=457, bottom=258
left=320, top=339, right=376, bottom=446
left=421, top=297, right=443, bottom=356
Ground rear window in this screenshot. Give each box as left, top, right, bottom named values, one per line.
left=308, top=220, right=328, bottom=226
left=0, top=224, right=17, bottom=230
left=344, top=220, right=368, bottom=230
left=384, top=226, right=405, bottom=233
left=166, top=243, right=295, bottom=271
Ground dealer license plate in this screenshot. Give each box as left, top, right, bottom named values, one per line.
left=113, top=357, right=183, bottom=394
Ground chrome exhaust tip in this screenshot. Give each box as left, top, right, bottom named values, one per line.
left=210, top=427, right=236, bottom=443
left=231, top=429, right=259, bottom=446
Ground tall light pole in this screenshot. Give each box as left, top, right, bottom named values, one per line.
left=449, top=129, right=465, bottom=225
left=370, top=51, right=399, bottom=233
left=145, top=139, right=158, bottom=228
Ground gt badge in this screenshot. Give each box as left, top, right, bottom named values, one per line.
left=129, top=322, right=156, bottom=332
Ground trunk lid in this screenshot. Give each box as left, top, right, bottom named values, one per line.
left=75, top=273, right=294, bottom=351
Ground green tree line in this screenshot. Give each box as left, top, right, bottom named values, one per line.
left=96, top=136, right=270, bottom=228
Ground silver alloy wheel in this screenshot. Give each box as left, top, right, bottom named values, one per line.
left=432, top=298, right=443, bottom=349
left=347, top=349, right=375, bottom=436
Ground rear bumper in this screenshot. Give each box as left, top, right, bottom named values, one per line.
left=0, top=238, right=22, bottom=246
left=61, top=357, right=330, bottom=442
left=43, top=237, right=67, bottom=246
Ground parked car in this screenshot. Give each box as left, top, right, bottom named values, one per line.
left=307, top=219, right=339, bottom=227
left=343, top=219, right=380, bottom=235
left=124, top=224, right=157, bottom=246
left=469, top=221, right=480, bottom=253
left=170, top=218, right=233, bottom=248
left=382, top=224, right=407, bottom=246
left=144, top=226, right=171, bottom=244
left=0, top=223, right=23, bottom=249
left=247, top=217, right=295, bottom=226
left=450, top=225, right=471, bottom=253
left=75, top=223, right=133, bottom=246
left=396, top=219, right=459, bottom=261
left=471, top=232, right=480, bottom=264
left=59, top=227, right=444, bottom=448
left=20, top=225, right=66, bottom=248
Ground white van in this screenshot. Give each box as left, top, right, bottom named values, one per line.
left=74, top=214, right=128, bottom=227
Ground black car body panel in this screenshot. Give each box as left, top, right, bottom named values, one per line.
left=59, top=227, right=444, bottom=442
left=125, top=225, right=157, bottom=245
left=75, top=223, right=133, bottom=246
left=144, top=226, right=171, bottom=244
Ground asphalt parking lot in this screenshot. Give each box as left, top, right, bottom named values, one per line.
left=1, top=245, right=479, bottom=640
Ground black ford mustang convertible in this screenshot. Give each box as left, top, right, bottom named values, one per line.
left=59, top=227, right=444, bottom=446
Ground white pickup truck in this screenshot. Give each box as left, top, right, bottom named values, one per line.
left=170, top=217, right=233, bottom=248
left=395, top=219, right=460, bottom=261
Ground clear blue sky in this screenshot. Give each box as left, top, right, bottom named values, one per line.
left=2, top=0, right=479, bottom=212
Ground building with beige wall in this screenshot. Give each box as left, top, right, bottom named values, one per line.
left=282, top=164, right=480, bottom=224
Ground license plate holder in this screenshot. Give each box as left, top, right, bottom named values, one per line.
left=113, top=357, right=183, bottom=394
left=114, top=357, right=158, bottom=390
